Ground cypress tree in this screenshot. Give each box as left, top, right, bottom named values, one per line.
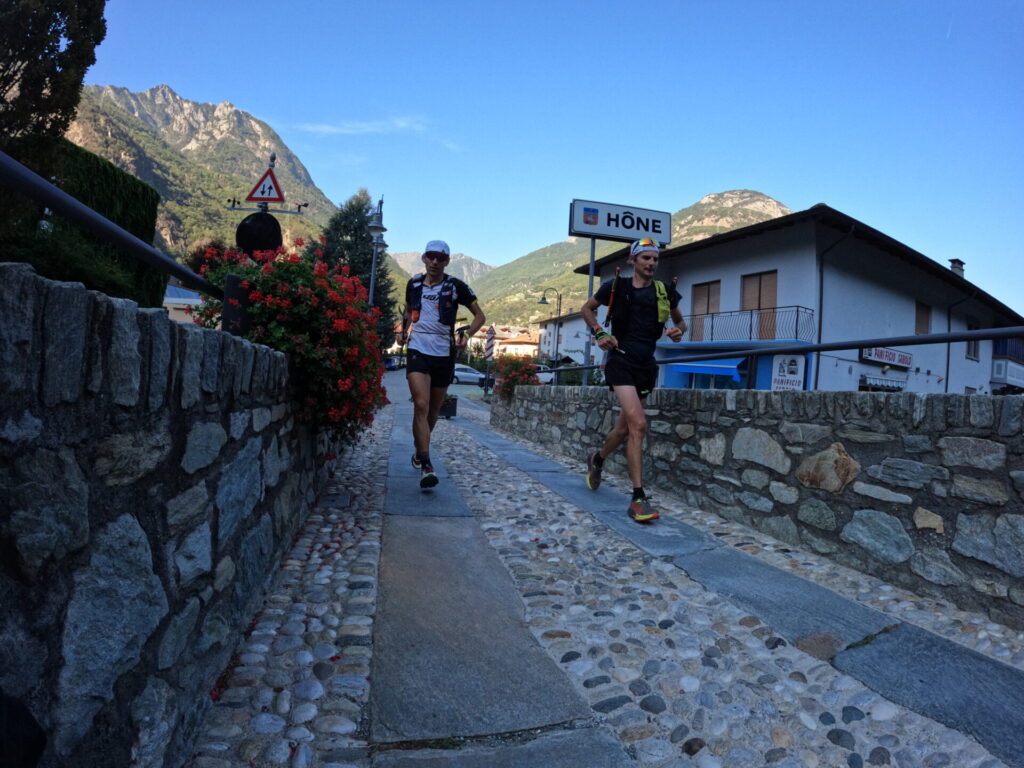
left=321, top=189, right=397, bottom=348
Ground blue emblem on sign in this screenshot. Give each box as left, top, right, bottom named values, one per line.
left=583, top=207, right=598, bottom=225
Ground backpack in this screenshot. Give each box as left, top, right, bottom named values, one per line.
left=407, top=273, right=460, bottom=327
left=604, top=271, right=673, bottom=338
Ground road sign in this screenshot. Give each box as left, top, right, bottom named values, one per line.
left=485, top=325, right=496, bottom=360
left=569, top=199, right=672, bottom=244
left=246, top=168, right=285, bottom=203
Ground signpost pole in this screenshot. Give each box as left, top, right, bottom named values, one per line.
left=582, top=237, right=597, bottom=385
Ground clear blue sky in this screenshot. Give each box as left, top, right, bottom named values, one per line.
left=85, top=0, right=1023, bottom=312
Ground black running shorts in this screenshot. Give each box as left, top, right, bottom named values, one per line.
left=406, top=348, right=455, bottom=389
left=604, top=353, right=658, bottom=399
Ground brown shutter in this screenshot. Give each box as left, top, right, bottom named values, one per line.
left=692, top=283, right=709, bottom=314
left=741, top=274, right=759, bottom=311
left=915, top=301, right=931, bottom=335
left=760, top=271, right=777, bottom=309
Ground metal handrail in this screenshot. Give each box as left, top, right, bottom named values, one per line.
left=0, top=149, right=223, bottom=299
left=548, top=325, right=1024, bottom=375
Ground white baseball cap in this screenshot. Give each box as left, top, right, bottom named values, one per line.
left=424, top=240, right=450, bottom=257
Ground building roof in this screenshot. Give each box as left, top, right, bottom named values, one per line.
left=499, top=334, right=538, bottom=346
left=574, top=204, right=1024, bottom=325
left=538, top=311, right=584, bottom=327
left=164, top=284, right=202, bottom=304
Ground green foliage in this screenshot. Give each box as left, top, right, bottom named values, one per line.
left=319, top=190, right=398, bottom=348
left=0, top=0, right=107, bottom=245
left=0, top=0, right=107, bottom=144
left=4, top=138, right=166, bottom=307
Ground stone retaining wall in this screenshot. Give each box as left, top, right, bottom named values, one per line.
left=492, top=385, right=1024, bottom=628
left=0, top=264, right=338, bottom=767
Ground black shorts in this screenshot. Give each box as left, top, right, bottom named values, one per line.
left=406, top=348, right=455, bottom=388
left=604, top=353, right=658, bottom=399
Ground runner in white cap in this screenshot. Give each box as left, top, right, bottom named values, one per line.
left=397, top=240, right=486, bottom=488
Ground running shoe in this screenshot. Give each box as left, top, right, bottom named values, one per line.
left=411, top=453, right=422, bottom=469
left=585, top=452, right=603, bottom=491
left=419, top=462, right=439, bottom=489
left=627, top=497, right=659, bottom=523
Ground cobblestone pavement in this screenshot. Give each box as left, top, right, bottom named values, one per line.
left=187, top=409, right=391, bottom=768
left=189, top=398, right=1023, bottom=767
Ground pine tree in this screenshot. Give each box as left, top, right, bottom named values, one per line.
left=321, top=189, right=397, bottom=348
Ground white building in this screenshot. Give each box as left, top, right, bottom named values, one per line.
left=574, top=204, right=1024, bottom=394
left=537, top=311, right=599, bottom=366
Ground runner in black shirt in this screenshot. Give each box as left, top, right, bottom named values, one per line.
left=580, top=238, right=686, bottom=522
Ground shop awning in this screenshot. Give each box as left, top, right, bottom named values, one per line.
left=669, top=358, right=745, bottom=382
left=860, top=375, right=907, bottom=391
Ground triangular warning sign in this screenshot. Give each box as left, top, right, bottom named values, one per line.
left=245, top=168, right=285, bottom=202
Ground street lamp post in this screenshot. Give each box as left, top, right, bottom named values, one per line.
left=538, top=288, right=563, bottom=365
left=366, top=197, right=386, bottom=305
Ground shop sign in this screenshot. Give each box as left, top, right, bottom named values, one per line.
left=860, top=347, right=913, bottom=368
left=771, top=354, right=805, bottom=391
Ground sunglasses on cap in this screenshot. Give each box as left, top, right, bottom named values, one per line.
left=636, top=238, right=658, bottom=248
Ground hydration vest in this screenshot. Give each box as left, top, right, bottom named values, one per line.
left=407, top=273, right=459, bottom=328
left=606, top=276, right=673, bottom=339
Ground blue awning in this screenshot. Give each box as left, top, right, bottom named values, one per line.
left=668, top=358, right=745, bottom=382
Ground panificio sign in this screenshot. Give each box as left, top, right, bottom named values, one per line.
left=569, top=199, right=672, bottom=244
left=860, top=347, right=913, bottom=369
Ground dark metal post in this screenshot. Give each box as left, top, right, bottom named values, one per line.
left=582, top=238, right=596, bottom=385
left=222, top=274, right=251, bottom=337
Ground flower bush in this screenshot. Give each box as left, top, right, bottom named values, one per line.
left=190, top=239, right=387, bottom=442
left=493, top=355, right=540, bottom=402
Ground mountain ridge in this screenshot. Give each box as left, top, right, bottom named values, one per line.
left=67, top=84, right=335, bottom=253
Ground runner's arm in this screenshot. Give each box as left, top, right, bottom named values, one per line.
left=582, top=296, right=617, bottom=350
left=666, top=305, right=687, bottom=342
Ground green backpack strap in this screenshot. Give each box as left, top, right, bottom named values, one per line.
left=655, top=280, right=669, bottom=323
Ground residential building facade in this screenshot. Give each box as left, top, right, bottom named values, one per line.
left=575, top=205, right=1023, bottom=394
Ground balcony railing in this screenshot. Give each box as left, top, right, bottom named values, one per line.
left=683, top=305, right=815, bottom=343
left=993, top=337, right=1024, bottom=365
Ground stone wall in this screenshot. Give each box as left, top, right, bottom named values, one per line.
left=0, top=264, right=339, bottom=767
left=492, top=385, right=1024, bottom=628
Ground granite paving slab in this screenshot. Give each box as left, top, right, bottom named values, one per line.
left=588, top=506, right=723, bottom=558
left=372, top=727, right=632, bottom=767
left=383, top=477, right=472, bottom=517
left=370, top=515, right=591, bottom=743
left=457, top=421, right=565, bottom=473
left=673, top=545, right=898, bottom=651
left=835, top=622, right=1024, bottom=767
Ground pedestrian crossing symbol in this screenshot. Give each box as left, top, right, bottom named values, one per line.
left=245, top=168, right=285, bottom=202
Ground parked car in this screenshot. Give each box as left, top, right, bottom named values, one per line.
left=384, top=356, right=405, bottom=370
left=530, top=364, right=554, bottom=384
left=451, top=364, right=486, bottom=385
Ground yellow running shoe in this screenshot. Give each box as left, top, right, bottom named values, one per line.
left=628, top=497, right=659, bottom=523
